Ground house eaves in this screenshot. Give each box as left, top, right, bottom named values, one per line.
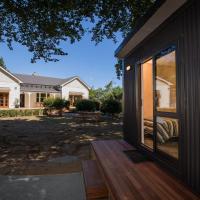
left=115, top=0, right=187, bottom=59
left=0, top=66, right=22, bottom=83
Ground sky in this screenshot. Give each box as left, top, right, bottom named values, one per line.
left=0, top=32, right=123, bottom=89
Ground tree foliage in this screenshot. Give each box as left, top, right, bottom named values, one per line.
left=0, top=57, right=7, bottom=69
left=43, top=97, right=66, bottom=109
left=89, top=81, right=123, bottom=103
left=76, top=99, right=96, bottom=112
left=115, top=59, right=123, bottom=80
left=101, top=99, right=122, bottom=114
left=0, top=1, right=155, bottom=63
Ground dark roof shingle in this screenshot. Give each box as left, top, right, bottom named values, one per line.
left=14, top=73, right=76, bottom=86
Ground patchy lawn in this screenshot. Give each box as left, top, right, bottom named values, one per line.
left=0, top=114, right=122, bottom=175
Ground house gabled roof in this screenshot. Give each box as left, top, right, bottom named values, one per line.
left=14, top=73, right=72, bottom=86
left=13, top=73, right=90, bottom=90
left=0, top=65, right=90, bottom=90
left=60, top=76, right=91, bottom=90
left=0, top=66, right=22, bottom=83
left=115, top=0, right=187, bottom=58
left=156, top=76, right=173, bottom=86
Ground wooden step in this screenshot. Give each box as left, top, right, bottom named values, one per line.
left=82, top=160, right=108, bottom=200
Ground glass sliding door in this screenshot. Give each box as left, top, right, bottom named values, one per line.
left=141, top=59, right=154, bottom=150
left=140, top=46, right=179, bottom=160
left=155, top=47, right=179, bottom=159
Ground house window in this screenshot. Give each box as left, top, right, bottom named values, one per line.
left=40, top=93, right=46, bottom=102
left=36, top=93, right=49, bottom=103
left=69, top=95, right=82, bottom=106
left=0, top=93, right=9, bottom=108
left=36, top=93, right=40, bottom=102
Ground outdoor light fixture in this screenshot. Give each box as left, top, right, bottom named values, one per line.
left=126, top=65, right=131, bottom=71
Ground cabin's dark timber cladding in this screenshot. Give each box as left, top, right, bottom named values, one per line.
left=123, top=0, right=200, bottom=194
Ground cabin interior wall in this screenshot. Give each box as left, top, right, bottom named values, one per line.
left=142, top=61, right=153, bottom=120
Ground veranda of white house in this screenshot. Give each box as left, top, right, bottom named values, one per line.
left=0, top=66, right=90, bottom=109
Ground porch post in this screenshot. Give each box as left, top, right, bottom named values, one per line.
left=28, top=92, right=31, bottom=108
left=53, top=94, right=56, bottom=99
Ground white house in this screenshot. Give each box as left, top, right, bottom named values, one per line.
left=156, top=76, right=173, bottom=110
left=0, top=66, right=90, bottom=109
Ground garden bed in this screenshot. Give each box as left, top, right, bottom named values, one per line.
left=0, top=108, right=44, bottom=117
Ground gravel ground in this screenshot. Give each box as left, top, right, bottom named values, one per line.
left=0, top=114, right=122, bottom=175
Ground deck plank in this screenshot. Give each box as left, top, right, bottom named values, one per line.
left=82, top=160, right=108, bottom=199
left=91, top=140, right=199, bottom=200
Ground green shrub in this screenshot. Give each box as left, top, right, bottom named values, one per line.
left=93, top=100, right=101, bottom=111
left=76, top=99, right=96, bottom=112
left=43, top=97, right=66, bottom=116
left=43, top=97, right=54, bottom=108
left=11, top=110, right=18, bottom=117
left=64, top=100, right=70, bottom=109
left=32, top=109, right=42, bottom=116
left=43, top=97, right=65, bottom=110
left=53, top=98, right=65, bottom=109
left=0, top=109, right=44, bottom=118
left=24, top=109, right=33, bottom=116
left=101, top=99, right=122, bottom=114
left=18, top=110, right=25, bottom=116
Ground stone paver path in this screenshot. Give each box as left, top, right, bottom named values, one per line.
left=0, top=173, right=85, bottom=200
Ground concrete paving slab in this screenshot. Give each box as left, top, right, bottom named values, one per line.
left=0, top=172, right=86, bottom=200
left=48, top=155, right=79, bottom=164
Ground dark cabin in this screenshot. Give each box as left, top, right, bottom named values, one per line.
left=115, top=0, right=200, bottom=195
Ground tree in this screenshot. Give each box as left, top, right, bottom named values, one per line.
left=89, top=81, right=123, bottom=103
left=112, top=86, right=123, bottom=101
left=0, top=57, right=6, bottom=69
left=0, top=1, right=155, bottom=63
left=115, top=59, right=123, bottom=80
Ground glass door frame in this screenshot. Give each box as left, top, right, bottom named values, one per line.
left=139, top=58, right=154, bottom=152
left=154, top=45, right=179, bottom=164
left=138, top=45, right=180, bottom=165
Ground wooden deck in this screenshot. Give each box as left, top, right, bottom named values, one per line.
left=91, top=140, right=199, bottom=200
left=82, top=160, right=108, bottom=199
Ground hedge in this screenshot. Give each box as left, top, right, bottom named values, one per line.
left=43, top=98, right=70, bottom=109
left=76, top=99, right=96, bottom=112
left=101, top=99, right=122, bottom=114
left=0, top=109, right=44, bottom=118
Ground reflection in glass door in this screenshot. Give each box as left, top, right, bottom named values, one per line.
left=155, top=47, right=179, bottom=159
left=141, top=59, right=153, bottom=150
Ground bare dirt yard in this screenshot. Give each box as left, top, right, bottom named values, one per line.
left=0, top=113, right=122, bottom=175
